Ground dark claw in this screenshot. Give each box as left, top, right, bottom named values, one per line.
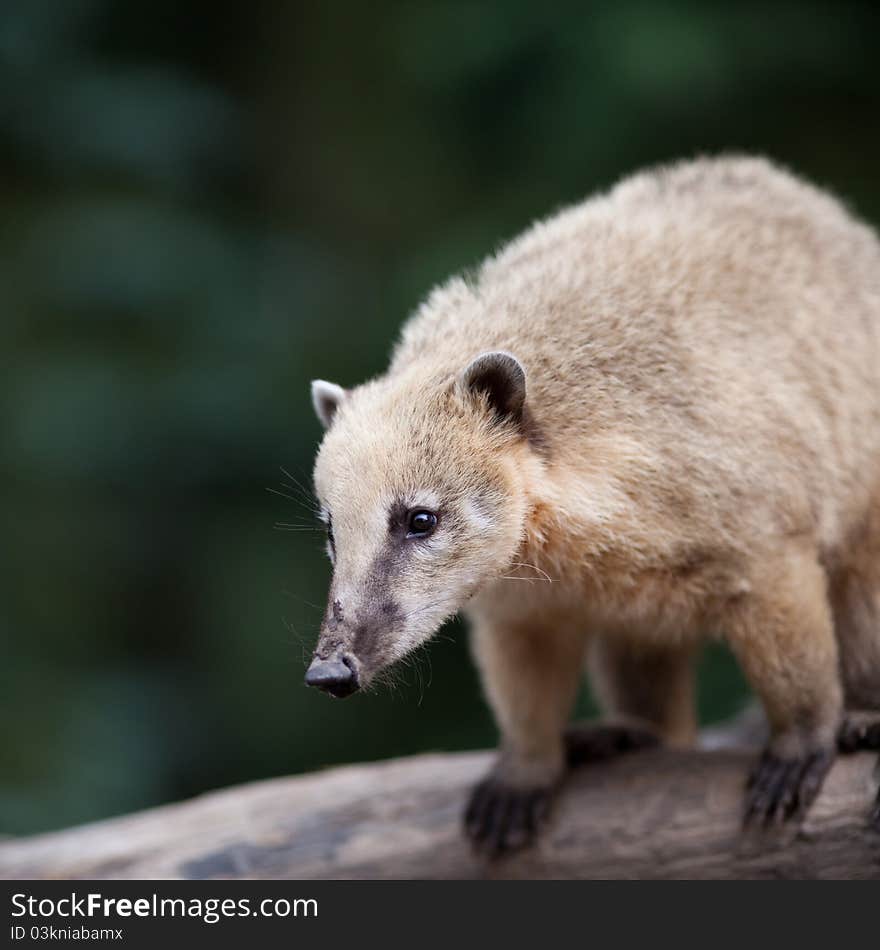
left=837, top=717, right=880, bottom=753
left=464, top=778, right=555, bottom=857
left=464, top=779, right=492, bottom=838
left=871, top=758, right=880, bottom=832
left=744, top=747, right=834, bottom=827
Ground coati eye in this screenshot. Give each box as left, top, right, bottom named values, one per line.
left=406, top=509, right=438, bottom=538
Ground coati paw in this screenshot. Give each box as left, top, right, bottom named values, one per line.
left=744, top=747, right=835, bottom=827
left=837, top=716, right=880, bottom=753
left=464, top=777, right=555, bottom=857
left=563, top=721, right=660, bottom=767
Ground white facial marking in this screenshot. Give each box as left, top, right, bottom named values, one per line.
left=406, top=489, right=441, bottom=512
left=463, top=497, right=494, bottom=534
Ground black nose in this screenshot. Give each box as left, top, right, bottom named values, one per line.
left=304, top=656, right=359, bottom=698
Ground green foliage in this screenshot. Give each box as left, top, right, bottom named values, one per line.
left=1, top=0, right=876, bottom=834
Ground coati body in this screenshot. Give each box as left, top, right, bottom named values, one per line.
left=307, top=156, right=880, bottom=851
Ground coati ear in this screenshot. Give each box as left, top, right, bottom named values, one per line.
left=311, top=379, right=347, bottom=429
left=460, top=351, right=526, bottom=424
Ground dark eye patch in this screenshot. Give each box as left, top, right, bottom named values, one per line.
left=324, top=514, right=335, bottom=555
left=387, top=499, right=441, bottom=541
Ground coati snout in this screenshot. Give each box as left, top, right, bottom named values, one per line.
left=305, top=594, right=404, bottom=695
left=304, top=654, right=358, bottom=698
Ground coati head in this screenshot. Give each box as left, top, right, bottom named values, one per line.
left=305, top=351, right=535, bottom=697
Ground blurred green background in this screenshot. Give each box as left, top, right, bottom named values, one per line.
left=2, top=0, right=878, bottom=836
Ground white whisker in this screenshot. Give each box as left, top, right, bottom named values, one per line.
left=508, top=560, right=556, bottom=583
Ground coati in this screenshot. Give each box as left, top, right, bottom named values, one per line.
left=305, top=156, right=880, bottom=854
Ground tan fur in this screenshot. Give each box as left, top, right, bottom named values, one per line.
left=311, top=156, right=880, bottom=799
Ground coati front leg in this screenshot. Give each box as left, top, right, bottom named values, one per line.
left=725, top=543, right=843, bottom=825
left=829, top=499, right=880, bottom=830
left=838, top=715, right=880, bottom=830
left=465, top=611, right=587, bottom=855
left=587, top=636, right=698, bottom=749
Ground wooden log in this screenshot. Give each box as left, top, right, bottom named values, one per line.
left=1, top=739, right=878, bottom=879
